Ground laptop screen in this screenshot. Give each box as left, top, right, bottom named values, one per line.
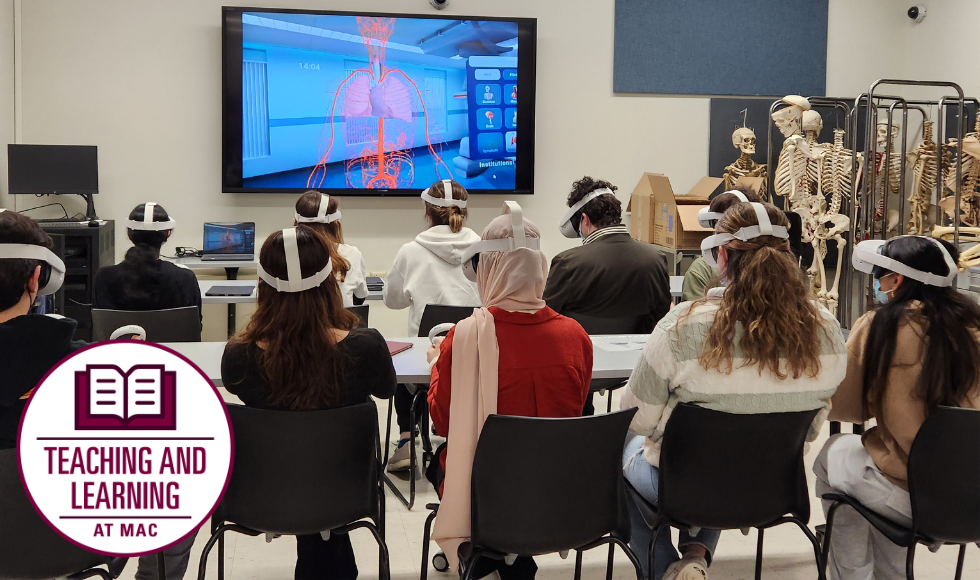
left=203, top=222, right=255, bottom=255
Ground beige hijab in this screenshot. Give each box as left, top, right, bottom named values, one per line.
left=433, top=204, right=548, bottom=568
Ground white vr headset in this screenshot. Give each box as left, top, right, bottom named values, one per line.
left=460, top=201, right=541, bottom=282
left=700, top=202, right=789, bottom=269
left=852, top=236, right=957, bottom=287
left=0, top=210, right=67, bottom=296
left=295, top=193, right=341, bottom=224
left=558, top=188, right=614, bottom=238
left=256, top=227, right=334, bottom=293
left=697, top=191, right=749, bottom=228
left=126, top=202, right=176, bottom=231
left=421, top=179, right=466, bottom=209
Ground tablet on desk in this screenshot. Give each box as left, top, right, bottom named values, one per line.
left=206, top=285, right=254, bottom=297
left=386, top=341, right=413, bottom=356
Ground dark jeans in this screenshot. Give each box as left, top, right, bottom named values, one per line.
left=582, top=392, right=595, bottom=416
left=295, top=533, right=358, bottom=579
left=394, top=383, right=414, bottom=434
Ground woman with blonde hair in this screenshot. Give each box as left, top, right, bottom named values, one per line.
left=294, top=190, right=368, bottom=307
left=384, top=179, right=482, bottom=471
left=620, top=202, right=847, bottom=580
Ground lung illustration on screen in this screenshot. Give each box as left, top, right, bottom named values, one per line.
left=240, top=13, right=520, bottom=191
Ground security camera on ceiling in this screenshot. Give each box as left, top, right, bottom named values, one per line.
left=908, top=5, right=927, bottom=23
left=430, top=0, right=449, bottom=10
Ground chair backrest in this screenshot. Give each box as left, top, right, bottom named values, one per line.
left=908, top=405, right=980, bottom=544
left=659, top=403, right=817, bottom=529
left=219, top=402, right=379, bottom=535
left=417, top=304, right=476, bottom=337
left=0, top=449, right=108, bottom=580
left=92, top=306, right=201, bottom=342
left=470, top=409, right=637, bottom=555
left=346, top=305, right=369, bottom=329
left=565, top=312, right=644, bottom=335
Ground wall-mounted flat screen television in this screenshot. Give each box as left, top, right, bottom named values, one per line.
left=222, top=7, right=537, bottom=195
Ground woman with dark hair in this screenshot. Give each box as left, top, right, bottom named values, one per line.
left=815, top=235, right=980, bottom=580
left=93, top=202, right=201, bottom=320
left=221, top=225, right=396, bottom=579
left=294, top=190, right=368, bottom=307
left=621, top=202, right=847, bottom=580
left=383, top=179, right=481, bottom=472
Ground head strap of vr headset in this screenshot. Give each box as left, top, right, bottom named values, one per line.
left=256, top=227, right=333, bottom=293
left=462, top=202, right=541, bottom=261
left=127, top=202, right=176, bottom=231
left=697, top=191, right=749, bottom=227
left=852, top=236, right=958, bottom=288
left=700, top=202, right=788, bottom=268
left=295, top=193, right=341, bottom=224
left=421, top=179, right=466, bottom=209
left=559, top=187, right=614, bottom=228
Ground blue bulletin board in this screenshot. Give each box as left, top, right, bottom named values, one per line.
left=613, top=0, right=828, bottom=97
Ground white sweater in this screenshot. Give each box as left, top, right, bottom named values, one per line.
left=620, top=290, right=847, bottom=468
left=336, top=243, right=368, bottom=308
left=383, top=225, right=482, bottom=336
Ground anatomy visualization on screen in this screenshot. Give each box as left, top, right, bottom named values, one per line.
left=240, top=12, right=521, bottom=191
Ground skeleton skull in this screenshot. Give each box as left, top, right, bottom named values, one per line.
left=876, top=123, right=900, bottom=147
left=732, top=127, right=757, bottom=154
left=802, top=110, right=823, bottom=135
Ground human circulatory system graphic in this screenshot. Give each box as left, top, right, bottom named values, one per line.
left=306, top=17, right=451, bottom=189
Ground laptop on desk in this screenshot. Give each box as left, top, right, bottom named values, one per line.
left=202, top=222, right=255, bottom=261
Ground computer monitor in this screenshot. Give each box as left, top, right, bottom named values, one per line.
left=203, top=222, right=255, bottom=255
left=7, top=144, right=99, bottom=195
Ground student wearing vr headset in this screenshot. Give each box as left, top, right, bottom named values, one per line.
left=544, top=176, right=671, bottom=412
left=294, top=190, right=368, bottom=307
left=93, top=202, right=202, bottom=322
left=620, top=202, right=847, bottom=580
left=426, top=203, right=592, bottom=579
left=682, top=187, right=760, bottom=301
left=0, top=210, right=194, bottom=580
left=221, top=224, right=396, bottom=579
left=814, top=236, right=980, bottom=580
left=383, top=179, right=482, bottom=473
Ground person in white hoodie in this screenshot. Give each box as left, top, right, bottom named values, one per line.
left=294, top=191, right=369, bottom=308
left=383, top=179, right=481, bottom=472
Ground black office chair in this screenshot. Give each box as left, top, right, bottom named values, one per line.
left=346, top=304, right=369, bottom=328
left=383, top=304, right=476, bottom=510
left=565, top=312, right=645, bottom=414
left=0, top=449, right=115, bottom=580
left=422, top=410, right=643, bottom=580
left=196, top=403, right=390, bottom=580
left=822, top=406, right=980, bottom=580
left=627, top=404, right=824, bottom=580
left=92, top=306, right=201, bottom=342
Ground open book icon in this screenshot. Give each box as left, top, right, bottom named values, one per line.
left=74, top=365, right=177, bottom=430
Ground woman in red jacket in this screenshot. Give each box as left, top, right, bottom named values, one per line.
left=426, top=203, right=592, bottom=579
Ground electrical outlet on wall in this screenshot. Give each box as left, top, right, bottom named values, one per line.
left=370, top=271, right=388, bottom=278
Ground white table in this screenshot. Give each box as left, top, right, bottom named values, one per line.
left=199, top=280, right=258, bottom=304
left=161, top=334, right=645, bottom=388
left=168, top=257, right=256, bottom=338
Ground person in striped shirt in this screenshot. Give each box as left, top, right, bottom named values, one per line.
left=620, top=201, right=847, bottom=580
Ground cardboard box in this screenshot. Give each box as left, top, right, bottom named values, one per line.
left=628, top=174, right=721, bottom=249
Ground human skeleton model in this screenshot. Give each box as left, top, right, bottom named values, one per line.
left=939, top=116, right=980, bottom=228
left=871, top=123, right=903, bottom=236
left=773, top=96, right=813, bottom=209
left=723, top=127, right=769, bottom=201
left=907, top=120, right=939, bottom=235
left=811, top=128, right=860, bottom=315
left=798, top=110, right=828, bottom=289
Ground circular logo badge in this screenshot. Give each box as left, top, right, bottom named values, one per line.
left=17, top=341, right=233, bottom=556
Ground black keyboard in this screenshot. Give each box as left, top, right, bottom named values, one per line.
left=40, top=221, right=91, bottom=228
left=202, top=254, right=255, bottom=261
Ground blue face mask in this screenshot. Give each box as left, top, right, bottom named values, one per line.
left=874, top=278, right=889, bottom=304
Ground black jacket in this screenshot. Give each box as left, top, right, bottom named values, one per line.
left=93, top=257, right=202, bottom=321
left=0, top=315, right=87, bottom=449
left=543, top=232, right=671, bottom=334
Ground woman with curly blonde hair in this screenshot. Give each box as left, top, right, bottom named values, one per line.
left=619, top=202, right=847, bottom=580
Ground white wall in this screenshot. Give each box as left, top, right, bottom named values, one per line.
left=0, top=0, right=13, bottom=209
left=14, top=0, right=974, bottom=337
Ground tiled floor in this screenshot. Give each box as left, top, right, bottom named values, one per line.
left=114, top=393, right=977, bottom=580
